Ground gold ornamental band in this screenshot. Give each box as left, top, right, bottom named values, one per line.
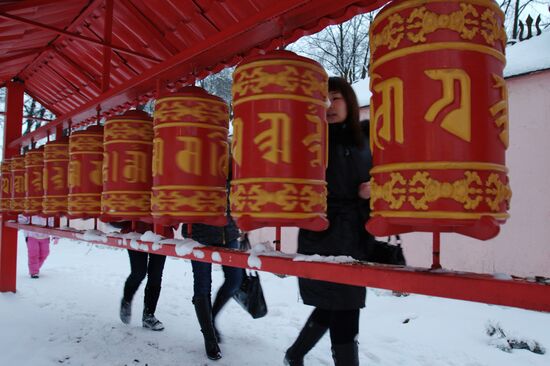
left=44, top=143, right=69, bottom=147
left=43, top=159, right=69, bottom=162
left=156, top=96, right=227, bottom=106
left=68, top=211, right=101, bottom=214
left=69, top=193, right=102, bottom=197
left=231, top=178, right=327, bottom=186
left=370, top=161, right=508, bottom=174
left=25, top=164, right=44, bottom=168
left=104, top=119, right=152, bottom=126
left=235, top=59, right=326, bottom=75
left=101, top=211, right=151, bottom=216
left=104, top=140, right=153, bottom=145
left=371, top=42, right=505, bottom=72
left=371, top=0, right=504, bottom=30
left=70, top=134, right=103, bottom=138
left=152, top=211, right=225, bottom=216
left=231, top=212, right=325, bottom=219
left=233, top=93, right=329, bottom=108
left=153, top=122, right=228, bottom=132
left=372, top=210, right=509, bottom=220
left=153, top=185, right=226, bottom=191
left=69, top=151, right=104, bottom=155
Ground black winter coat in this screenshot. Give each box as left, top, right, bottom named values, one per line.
left=181, top=216, right=240, bottom=247
left=297, top=122, right=373, bottom=310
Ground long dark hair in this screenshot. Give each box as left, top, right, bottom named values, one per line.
left=328, top=76, right=364, bottom=147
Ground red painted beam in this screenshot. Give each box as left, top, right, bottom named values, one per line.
left=6, top=222, right=550, bottom=312
left=0, top=12, right=161, bottom=63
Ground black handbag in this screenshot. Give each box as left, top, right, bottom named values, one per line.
left=233, top=270, right=268, bottom=319
left=368, top=235, right=406, bottom=265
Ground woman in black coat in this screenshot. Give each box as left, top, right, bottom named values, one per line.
left=285, top=77, right=373, bottom=366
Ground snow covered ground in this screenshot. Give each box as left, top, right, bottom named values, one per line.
left=1, top=236, right=549, bottom=366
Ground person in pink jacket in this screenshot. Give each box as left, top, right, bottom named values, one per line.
left=19, top=215, right=51, bottom=278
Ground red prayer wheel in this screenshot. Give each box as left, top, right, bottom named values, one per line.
left=24, top=147, right=44, bottom=215
left=1, top=158, right=12, bottom=214
left=43, top=138, right=69, bottom=216
left=231, top=50, right=329, bottom=231
left=367, top=0, right=511, bottom=240
left=68, top=125, right=104, bottom=219
left=101, top=110, right=153, bottom=222
left=152, top=86, right=229, bottom=226
left=10, top=155, right=26, bottom=214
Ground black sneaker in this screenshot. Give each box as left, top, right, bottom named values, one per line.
left=142, top=314, right=164, bottom=331
left=30, top=274, right=39, bottom=279
left=120, top=299, right=131, bottom=324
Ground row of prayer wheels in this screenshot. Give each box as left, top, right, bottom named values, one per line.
left=0, top=0, right=512, bottom=240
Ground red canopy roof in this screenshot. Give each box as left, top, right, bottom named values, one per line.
left=0, top=0, right=388, bottom=146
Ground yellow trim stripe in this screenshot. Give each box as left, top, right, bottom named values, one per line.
left=152, top=211, right=223, bottom=216
left=156, top=96, right=227, bottom=106
left=371, top=0, right=504, bottom=30
left=235, top=59, right=326, bottom=75
left=102, top=191, right=151, bottom=194
left=153, top=185, right=226, bottom=191
left=104, top=119, right=151, bottom=126
left=103, top=140, right=152, bottom=145
left=371, top=42, right=505, bottom=71
left=231, top=178, right=326, bottom=185
left=232, top=212, right=325, bottom=218
left=153, top=122, right=228, bottom=131
left=372, top=210, right=509, bottom=220
left=233, top=93, right=329, bottom=107
left=371, top=161, right=508, bottom=174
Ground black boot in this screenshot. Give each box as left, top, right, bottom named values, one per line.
left=331, top=342, right=359, bottom=366
left=211, top=291, right=232, bottom=343
left=284, top=319, right=328, bottom=366
left=193, top=295, right=222, bottom=360
left=120, top=298, right=131, bottom=324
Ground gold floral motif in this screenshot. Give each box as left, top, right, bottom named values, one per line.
left=233, top=66, right=327, bottom=100
left=371, top=172, right=408, bottom=209
left=11, top=198, right=25, bottom=211
left=151, top=190, right=226, bottom=213
left=101, top=193, right=150, bottom=212
left=70, top=136, right=103, bottom=153
left=371, top=13, right=405, bottom=54
left=485, top=173, right=511, bottom=211
left=371, top=170, right=510, bottom=212
left=231, top=184, right=326, bottom=213
left=371, top=2, right=506, bottom=54
left=44, top=145, right=69, bottom=160
left=11, top=158, right=25, bottom=170
left=154, top=99, right=228, bottom=126
left=406, top=4, right=479, bottom=44
left=43, top=196, right=67, bottom=213
left=408, top=171, right=483, bottom=209
left=480, top=8, right=507, bottom=46
left=24, top=152, right=44, bottom=166
left=24, top=198, right=43, bottom=212
left=68, top=195, right=101, bottom=213
left=104, top=122, right=153, bottom=141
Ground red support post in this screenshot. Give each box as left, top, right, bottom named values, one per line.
left=0, top=80, right=24, bottom=292
left=431, top=232, right=442, bottom=270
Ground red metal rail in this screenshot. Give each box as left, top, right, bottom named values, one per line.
left=7, top=222, right=550, bottom=313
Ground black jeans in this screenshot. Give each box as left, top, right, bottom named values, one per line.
left=123, top=250, right=167, bottom=315
left=191, top=238, right=243, bottom=298
left=309, top=307, right=360, bottom=345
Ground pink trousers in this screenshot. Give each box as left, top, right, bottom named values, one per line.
left=26, top=237, right=50, bottom=276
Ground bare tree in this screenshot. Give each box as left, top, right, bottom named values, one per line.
left=288, top=13, right=374, bottom=83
